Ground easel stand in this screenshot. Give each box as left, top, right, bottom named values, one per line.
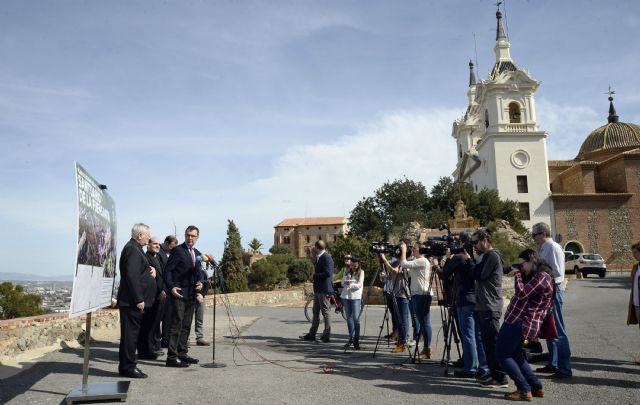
left=201, top=263, right=226, bottom=369
left=65, top=312, right=129, bottom=404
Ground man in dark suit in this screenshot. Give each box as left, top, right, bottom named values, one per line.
left=142, top=236, right=167, bottom=358
left=159, top=235, right=178, bottom=348
left=301, top=240, right=334, bottom=343
left=117, top=223, right=156, bottom=378
left=164, top=225, right=205, bottom=367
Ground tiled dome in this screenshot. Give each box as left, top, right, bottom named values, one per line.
left=576, top=97, right=640, bottom=160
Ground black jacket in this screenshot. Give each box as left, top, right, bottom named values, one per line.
left=146, top=251, right=166, bottom=295
left=164, top=243, right=205, bottom=301
left=443, top=255, right=476, bottom=307
left=117, top=239, right=156, bottom=307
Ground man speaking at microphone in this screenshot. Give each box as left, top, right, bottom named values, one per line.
left=164, top=225, right=206, bottom=367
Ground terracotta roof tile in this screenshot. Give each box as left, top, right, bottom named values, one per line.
left=275, top=217, right=347, bottom=227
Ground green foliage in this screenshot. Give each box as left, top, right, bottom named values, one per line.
left=328, top=236, right=381, bottom=286
left=287, top=259, right=314, bottom=284
left=349, top=177, right=430, bottom=239
left=248, top=238, right=263, bottom=254
left=249, top=259, right=288, bottom=287
left=0, top=282, right=43, bottom=320
left=220, top=220, right=249, bottom=293
left=268, top=244, right=291, bottom=255
left=491, top=232, right=529, bottom=266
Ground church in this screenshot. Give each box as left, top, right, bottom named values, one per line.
left=451, top=9, right=640, bottom=267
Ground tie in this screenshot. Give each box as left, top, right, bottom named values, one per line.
left=189, top=247, right=195, bottom=267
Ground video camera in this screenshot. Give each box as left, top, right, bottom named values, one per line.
left=418, top=223, right=473, bottom=258
left=369, top=241, right=403, bottom=257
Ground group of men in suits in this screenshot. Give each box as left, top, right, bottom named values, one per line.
left=117, top=223, right=207, bottom=378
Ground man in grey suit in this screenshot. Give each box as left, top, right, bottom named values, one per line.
left=300, top=240, right=334, bottom=343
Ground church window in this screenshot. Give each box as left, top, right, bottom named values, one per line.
left=517, top=176, right=528, bottom=193
left=305, top=235, right=310, bottom=243
left=509, top=102, right=522, bottom=123
left=484, top=110, right=489, bottom=128
left=458, top=143, right=462, bottom=159
left=518, top=203, right=530, bottom=221
left=283, top=236, right=291, bottom=244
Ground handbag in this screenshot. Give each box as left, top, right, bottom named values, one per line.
left=539, top=309, right=558, bottom=339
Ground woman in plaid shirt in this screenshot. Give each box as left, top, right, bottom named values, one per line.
left=497, top=249, right=554, bottom=401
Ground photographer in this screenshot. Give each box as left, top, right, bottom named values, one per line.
left=379, top=251, right=411, bottom=354
left=497, top=249, right=553, bottom=401
left=461, top=229, right=507, bottom=387
left=443, top=231, right=489, bottom=379
left=400, top=241, right=433, bottom=360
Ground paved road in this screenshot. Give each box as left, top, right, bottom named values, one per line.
left=1, top=275, right=639, bottom=404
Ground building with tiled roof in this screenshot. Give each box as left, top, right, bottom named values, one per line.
left=273, top=217, right=348, bottom=258
left=549, top=96, right=640, bottom=266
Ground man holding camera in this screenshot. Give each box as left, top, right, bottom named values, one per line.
left=462, top=229, right=508, bottom=387
left=443, top=231, right=489, bottom=379
left=380, top=249, right=411, bottom=353
left=532, top=222, right=573, bottom=379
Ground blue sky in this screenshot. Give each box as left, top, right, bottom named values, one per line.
left=1, top=0, right=638, bottom=278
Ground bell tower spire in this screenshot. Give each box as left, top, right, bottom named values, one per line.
left=494, top=5, right=512, bottom=63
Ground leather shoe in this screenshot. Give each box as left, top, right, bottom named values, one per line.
left=300, top=334, right=316, bottom=341
left=320, top=336, right=330, bottom=343
left=196, top=339, right=211, bottom=346
left=504, top=390, right=532, bottom=401
left=550, top=371, right=572, bottom=379
left=532, top=388, right=545, bottom=398
left=179, top=355, right=199, bottom=364
left=536, top=365, right=557, bottom=373
left=166, top=358, right=189, bottom=368
left=119, top=368, right=148, bottom=378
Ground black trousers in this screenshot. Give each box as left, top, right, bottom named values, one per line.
left=119, top=306, right=143, bottom=372
left=138, top=303, right=157, bottom=356
left=161, top=297, right=174, bottom=345
left=167, top=297, right=195, bottom=361
left=150, top=297, right=167, bottom=351
left=477, top=310, right=506, bottom=381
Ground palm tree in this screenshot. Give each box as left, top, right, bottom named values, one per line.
left=248, top=238, right=263, bottom=254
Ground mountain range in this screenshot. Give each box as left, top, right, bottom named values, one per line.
left=0, top=272, right=74, bottom=282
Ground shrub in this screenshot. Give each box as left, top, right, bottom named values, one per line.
left=287, top=259, right=314, bottom=283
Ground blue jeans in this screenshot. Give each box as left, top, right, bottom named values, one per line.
left=393, top=297, right=410, bottom=344
left=343, top=298, right=361, bottom=338
left=457, top=305, right=488, bottom=374
left=497, top=321, right=543, bottom=393
left=411, top=294, right=432, bottom=349
left=546, top=287, right=572, bottom=374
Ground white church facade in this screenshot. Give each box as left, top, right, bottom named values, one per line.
left=451, top=9, right=552, bottom=230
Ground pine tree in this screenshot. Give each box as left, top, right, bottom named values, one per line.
left=220, top=220, right=249, bottom=292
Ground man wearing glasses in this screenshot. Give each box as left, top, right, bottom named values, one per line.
left=531, top=222, right=573, bottom=379
left=462, top=229, right=508, bottom=388
left=164, top=225, right=206, bottom=367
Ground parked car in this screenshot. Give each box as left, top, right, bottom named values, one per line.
left=565, top=253, right=606, bottom=278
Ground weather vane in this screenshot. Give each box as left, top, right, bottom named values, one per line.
left=495, top=1, right=502, bottom=8
left=605, top=85, right=615, bottom=100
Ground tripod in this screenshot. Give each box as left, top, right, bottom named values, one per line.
left=201, top=260, right=226, bottom=369
left=431, top=264, right=461, bottom=375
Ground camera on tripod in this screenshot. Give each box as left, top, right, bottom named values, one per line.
left=369, top=241, right=403, bottom=257
left=418, top=223, right=472, bottom=258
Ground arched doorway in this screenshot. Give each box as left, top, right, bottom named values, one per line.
left=564, top=241, right=584, bottom=254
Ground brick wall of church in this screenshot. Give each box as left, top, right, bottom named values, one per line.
left=598, top=158, right=627, bottom=192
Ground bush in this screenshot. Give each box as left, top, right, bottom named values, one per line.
left=288, top=259, right=314, bottom=283
left=0, top=282, right=43, bottom=320
left=249, top=259, right=288, bottom=288
left=492, top=232, right=529, bottom=266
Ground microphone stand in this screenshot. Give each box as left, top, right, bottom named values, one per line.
left=201, top=260, right=226, bottom=369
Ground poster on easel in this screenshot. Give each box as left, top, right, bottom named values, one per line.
left=69, top=162, right=117, bottom=318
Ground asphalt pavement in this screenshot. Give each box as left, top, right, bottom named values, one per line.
left=1, top=274, right=639, bottom=404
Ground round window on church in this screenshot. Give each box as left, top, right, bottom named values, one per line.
left=511, top=149, right=530, bottom=169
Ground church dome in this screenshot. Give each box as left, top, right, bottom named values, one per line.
left=577, top=96, right=640, bottom=160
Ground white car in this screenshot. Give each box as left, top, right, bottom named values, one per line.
left=565, top=253, right=606, bottom=278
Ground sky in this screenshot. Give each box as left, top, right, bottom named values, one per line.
left=0, top=0, right=638, bottom=278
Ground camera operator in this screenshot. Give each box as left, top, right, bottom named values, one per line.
left=400, top=241, right=433, bottom=359
left=461, top=229, right=508, bottom=387
left=443, top=231, right=489, bottom=379
left=379, top=251, right=411, bottom=353
left=380, top=260, right=399, bottom=342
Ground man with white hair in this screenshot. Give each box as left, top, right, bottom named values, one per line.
left=531, top=222, right=573, bottom=379
left=117, top=223, right=156, bottom=378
